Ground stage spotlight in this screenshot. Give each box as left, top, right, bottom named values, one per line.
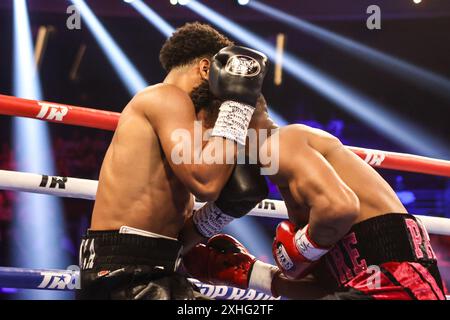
left=13, top=0, right=71, bottom=300
left=69, top=44, right=87, bottom=81
left=274, top=33, right=285, bottom=86
left=34, top=26, right=53, bottom=70
left=413, top=0, right=422, bottom=4
left=126, top=1, right=275, bottom=257
left=178, top=0, right=190, bottom=5
left=128, top=0, right=174, bottom=37
left=238, top=0, right=250, bottom=5
left=249, top=1, right=450, bottom=101
left=70, top=0, right=147, bottom=95
left=267, top=107, right=288, bottom=126
left=170, top=0, right=178, bottom=5
left=128, top=0, right=289, bottom=128
left=186, top=0, right=449, bottom=158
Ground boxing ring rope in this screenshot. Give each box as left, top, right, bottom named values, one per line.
left=1, top=94, right=449, bottom=177
left=0, top=266, right=276, bottom=300
left=0, top=169, right=450, bottom=236
left=0, top=173, right=448, bottom=300
left=0, top=93, right=449, bottom=298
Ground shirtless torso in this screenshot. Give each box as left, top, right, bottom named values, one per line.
left=181, top=92, right=441, bottom=301
left=266, top=124, right=407, bottom=226
left=91, top=86, right=193, bottom=237
left=245, top=96, right=408, bottom=247
left=90, top=82, right=235, bottom=239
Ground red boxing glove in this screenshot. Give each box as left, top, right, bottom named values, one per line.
left=272, top=221, right=330, bottom=279
left=183, top=234, right=278, bottom=295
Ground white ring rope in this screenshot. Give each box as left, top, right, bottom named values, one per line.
left=0, top=169, right=449, bottom=236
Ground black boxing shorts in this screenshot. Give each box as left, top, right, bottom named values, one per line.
left=77, top=226, right=199, bottom=300
left=313, top=213, right=446, bottom=300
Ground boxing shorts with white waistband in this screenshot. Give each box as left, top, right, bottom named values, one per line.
left=77, top=226, right=200, bottom=300
left=313, top=213, right=447, bottom=300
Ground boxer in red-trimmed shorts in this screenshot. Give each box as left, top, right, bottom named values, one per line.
left=183, top=96, right=446, bottom=300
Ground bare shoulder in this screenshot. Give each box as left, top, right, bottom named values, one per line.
left=279, top=124, right=342, bottom=153
left=278, top=124, right=311, bottom=141
left=130, top=83, right=195, bottom=116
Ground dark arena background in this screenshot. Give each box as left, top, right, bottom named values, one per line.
left=0, top=0, right=449, bottom=300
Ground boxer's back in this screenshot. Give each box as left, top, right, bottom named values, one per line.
left=307, top=126, right=406, bottom=222
left=91, top=87, right=192, bottom=238
left=268, top=125, right=406, bottom=223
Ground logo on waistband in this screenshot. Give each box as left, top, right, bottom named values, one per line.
left=97, top=270, right=111, bottom=278
left=80, top=238, right=96, bottom=270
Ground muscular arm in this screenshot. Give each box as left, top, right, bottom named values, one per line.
left=179, top=161, right=268, bottom=252
left=279, top=125, right=360, bottom=247
left=137, top=85, right=236, bottom=201
left=278, top=187, right=310, bottom=227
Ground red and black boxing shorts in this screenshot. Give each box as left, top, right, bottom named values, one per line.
left=313, top=213, right=446, bottom=300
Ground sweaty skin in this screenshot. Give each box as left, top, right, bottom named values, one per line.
left=248, top=104, right=407, bottom=299
left=91, top=63, right=236, bottom=239
left=92, top=86, right=190, bottom=237
left=260, top=124, right=406, bottom=244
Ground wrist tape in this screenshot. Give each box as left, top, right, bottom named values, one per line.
left=193, top=202, right=235, bottom=238
left=248, top=260, right=280, bottom=297
left=294, top=225, right=329, bottom=261
left=211, top=100, right=255, bottom=146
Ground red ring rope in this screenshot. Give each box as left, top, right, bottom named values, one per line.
left=0, top=94, right=119, bottom=131
left=0, top=94, right=449, bottom=177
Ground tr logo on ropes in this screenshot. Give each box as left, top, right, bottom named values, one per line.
left=39, top=175, right=68, bottom=189
left=36, top=102, right=69, bottom=121
left=38, top=266, right=80, bottom=290
left=364, top=151, right=386, bottom=166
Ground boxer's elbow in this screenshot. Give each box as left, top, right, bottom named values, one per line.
left=322, top=192, right=360, bottom=227
left=313, top=189, right=360, bottom=228
left=310, top=196, right=359, bottom=246
left=188, top=169, right=223, bottom=202
left=195, top=190, right=220, bottom=202
left=191, top=181, right=222, bottom=202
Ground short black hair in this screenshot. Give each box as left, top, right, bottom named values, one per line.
left=159, top=22, right=234, bottom=72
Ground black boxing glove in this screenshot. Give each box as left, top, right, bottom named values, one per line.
left=209, top=46, right=268, bottom=106
left=215, top=162, right=268, bottom=218
left=209, top=46, right=268, bottom=145
left=193, top=162, right=268, bottom=238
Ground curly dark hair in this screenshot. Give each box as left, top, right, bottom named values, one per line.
left=159, top=22, right=234, bottom=72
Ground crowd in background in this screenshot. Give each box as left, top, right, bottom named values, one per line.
left=0, top=131, right=109, bottom=220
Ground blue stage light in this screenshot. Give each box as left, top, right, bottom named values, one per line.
left=237, top=0, right=250, bottom=6
left=186, top=1, right=449, bottom=159
left=129, top=0, right=174, bottom=37
left=12, top=0, right=71, bottom=300
left=249, top=1, right=450, bottom=101
left=223, top=216, right=274, bottom=263
left=396, top=191, right=416, bottom=205
left=70, top=0, right=147, bottom=95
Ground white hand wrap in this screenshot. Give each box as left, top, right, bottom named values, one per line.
left=211, top=100, right=255, bottom=146
left=248, top=260, right=279, bottom=297
left=294, top=225, right=329, bottom=261
left=193, top=202, right=235, bottom=238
